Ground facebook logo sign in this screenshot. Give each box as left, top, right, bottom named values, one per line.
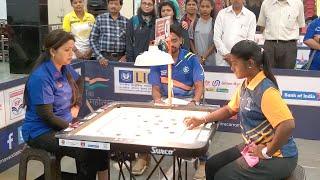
left=0, top=122, right=23, bottom=157
left=0, top=130, right=17, bottom=154
left=7, top=133, right=13, bottom=150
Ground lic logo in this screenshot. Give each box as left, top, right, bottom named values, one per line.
left=119, top=70, right=133, bottom=83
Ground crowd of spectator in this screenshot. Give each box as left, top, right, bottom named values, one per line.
left=73, top=0, right=311, bottom=70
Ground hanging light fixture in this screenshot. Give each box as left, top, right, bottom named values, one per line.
left=134, top=45, right=174, bottom=105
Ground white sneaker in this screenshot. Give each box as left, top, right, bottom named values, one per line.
left=131, top=157, right=149, bottom=175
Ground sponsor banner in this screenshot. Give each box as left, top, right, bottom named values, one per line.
left=205, top=72, right=320, bottom=107
left=114, top=67, right=152, bottom=95
left=296, top=49, right=310, bottom=69
left=277, top=75, right=320, bottom=106
left=0, top=149, right=23, bottom=173
left=74, top=61, right=320, bottom=140
left=59, top=139, right=110, bottom=150
left=155, top=16, right=171, bottom=44
left=4, top=85, right=25, bottom=125
left=84, top=61, right=113, bottom=110
left=218, top=119, right=241, bottom=133
left=204, top=72, right=243, bottom=101
left=290, top=105, right=320, bottom=140
left=0, top=121, right=24, bottom=173
left=0, top=91, right=5, bottom=128
left=212, top=107, right=241, bottom=133
left=0, top=129, right=17, bottom=155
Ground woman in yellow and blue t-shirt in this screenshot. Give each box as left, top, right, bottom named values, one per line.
left=185, top=40, right=298, bottom=180
left=63, top=0, right=95, bottom=60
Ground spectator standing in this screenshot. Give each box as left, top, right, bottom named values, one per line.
left=257, top=0, right=305, bottom=69
left=190, top=0, right=216, bottom=66
left=89, top=0, right=128, bottom=67
left=214, top=0, right=256, bottom=66
left=181, top=0, right=199, bottom=28
left=63, top=0, right=95, bottom=60
left=126, top=0, right=156, bottom=62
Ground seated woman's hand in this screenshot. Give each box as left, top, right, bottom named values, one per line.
left=248, top=144, right=267, bottom=159
left=71, top=105, right=80, bottom=118
left=184, top=116, right=204, bottom=130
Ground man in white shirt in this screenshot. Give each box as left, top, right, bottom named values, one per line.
left=257, top=0, right=305, bottom=69
left=214, top=0, right=256, bottom=66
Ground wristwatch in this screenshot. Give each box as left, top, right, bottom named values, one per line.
left=261, top=147, right=272, bottom=159
left=190, top=99, right=200, bottom=105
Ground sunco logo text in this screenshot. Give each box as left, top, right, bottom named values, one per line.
left=151, top=147, right=174, bottom=155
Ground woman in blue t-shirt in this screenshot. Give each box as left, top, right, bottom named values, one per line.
left=22, top=29, right=108, bottom=180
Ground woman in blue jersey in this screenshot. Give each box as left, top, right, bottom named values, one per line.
left=22, top=29, right=108, bottom=180
left=185, top=40, right=298, bottom=180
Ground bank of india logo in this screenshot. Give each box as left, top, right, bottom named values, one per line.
left=11, top=98, right=24, bottom=115
left=119, top=70, right=133, bottom=83
left=183, top=66, right=190, bottom=74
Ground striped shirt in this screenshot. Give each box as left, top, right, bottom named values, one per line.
left=89, top=13, right=128, bottom=60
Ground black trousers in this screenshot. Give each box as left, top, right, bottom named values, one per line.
left=205, top=144, right=298, bottom=180
left=263, top=40, right=297, bottom=69
left=27, top=130, right=109, bottom=180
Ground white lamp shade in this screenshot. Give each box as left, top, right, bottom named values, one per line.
left=134, top=46, right=174, bottom=66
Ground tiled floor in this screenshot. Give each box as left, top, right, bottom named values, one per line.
left=0, top=131, right=319, bottom=180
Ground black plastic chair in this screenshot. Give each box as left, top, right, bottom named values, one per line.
left=18, top=146, right=62, bottom=180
